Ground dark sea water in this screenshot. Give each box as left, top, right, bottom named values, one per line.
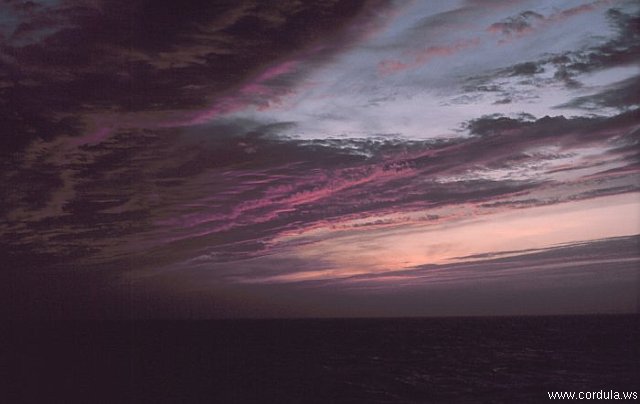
left=4, top=315, right=639, bottom=403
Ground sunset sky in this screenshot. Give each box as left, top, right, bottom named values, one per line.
left=2, top=0, right=639, bottom=318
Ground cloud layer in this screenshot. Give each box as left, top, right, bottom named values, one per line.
left=2, top=0, right=639, bottom=318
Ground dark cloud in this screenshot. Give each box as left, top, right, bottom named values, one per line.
left=507, top=61, right=544, bottom=76
left=2, top=2, right=639, bottom=319
left=347, top=235, right=640, bottom=285
left=0, top=0, right=381, bottom=155
left=553, top=7, right=640, bottom=78
left=487, top=10, right=543, bottom=36
left=557, top=76, right=640, bottom=110
left=463, top=6, right=640, bottom=97
left=466, top=109, right=640, bottom=152
left=3, top=99, right=638, bottom=319
left=3, top=107, right=637, bottom=287
left=569, top=7, right=640, bottom=73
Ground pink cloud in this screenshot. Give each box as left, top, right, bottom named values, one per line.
left=254, top=60, right=299, bottom=82
left=183, top=3, right=411, bottom=121
left=174, top=59, right=302, bottom=125
left=552, top=1, right=611, bottom=21
left=153, top=158, right=422, bottom=245
left=378, top=38, right=481, bottom=75
left=487, top=0, right=614, bottom=44
left=68, top=126, right=112, bottom=147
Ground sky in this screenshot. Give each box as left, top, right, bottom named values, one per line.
left=1, top=0, right=639, bottom=319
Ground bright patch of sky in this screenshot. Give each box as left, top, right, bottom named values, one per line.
left=219, top=0, right=634, bottom=140
left=255, top=192, right=640, bottom=283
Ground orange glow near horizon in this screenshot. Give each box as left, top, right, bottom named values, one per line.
left=258, top=193, right=640, bottom=283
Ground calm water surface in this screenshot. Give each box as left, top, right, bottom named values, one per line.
left=6, top=315, right=639, bottom=403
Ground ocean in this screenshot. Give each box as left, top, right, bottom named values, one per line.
left=5, top=315, right=639, bottom=403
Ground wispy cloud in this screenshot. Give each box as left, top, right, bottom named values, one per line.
left=2, top=0, right=639, bottom=318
